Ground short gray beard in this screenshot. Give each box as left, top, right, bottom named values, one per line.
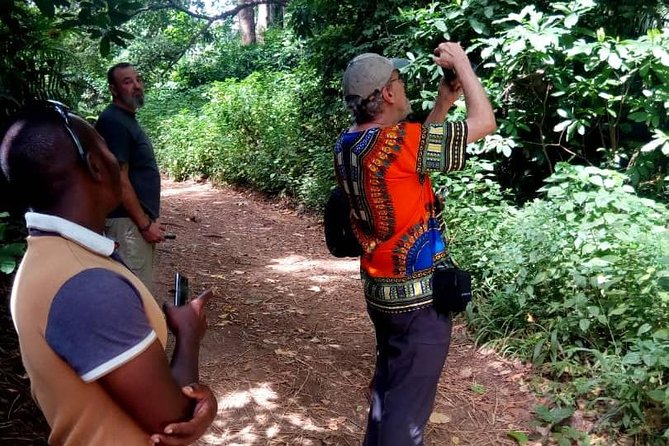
left=119, top=93, right=144, bottom=110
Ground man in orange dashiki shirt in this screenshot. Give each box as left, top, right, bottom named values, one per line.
left=335, top=43, right=496, bottom=445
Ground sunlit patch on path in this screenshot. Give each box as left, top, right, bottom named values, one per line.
left=156, top=178, right=537, bottom=445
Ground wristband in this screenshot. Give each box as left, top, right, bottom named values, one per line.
left=139, top=219, right=152, bottom=232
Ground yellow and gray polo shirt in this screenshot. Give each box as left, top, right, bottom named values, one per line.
left=10, top=212, right=167, bottom=445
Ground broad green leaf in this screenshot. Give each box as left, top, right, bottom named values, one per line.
left=608, top=53, right=622, bottom=70
left=34, top=0, right=56, bottom=17
left=534, top=405, right=575, bottom=424
left=508, top=39, right=526, bottom=56
left=647, top=389, right=667, bottom=403
left=469, top=19, right=485, bottom=34
left=564, top=14, right=578, bottom=28
left=0, top=258, right=16, bottom=274
left=637, top=323, right=652, bottom=336
left=623, top=352, right=641, bottom=365
left=628, top=111, right=647, bottom=122
left=599, top=47, right=610, bottom=61
left=586, top=258, right=610, bottom=267
left=502, top=145, right=512, bottom=157
left=507, top=430, right=529, bottom=445
left=653, top=329, right=669, bottom=340
left=553, top=120, right=572, bottom=132
left=609, top=305, right=628, bottom=316
left=588, top=175, right=604, bottom=187
left=579, top=319, right=590, bottom=331
left=532, top=271, right=547, bottom=284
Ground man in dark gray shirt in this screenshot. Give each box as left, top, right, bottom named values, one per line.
left=96, top=62, right=164, bottom=291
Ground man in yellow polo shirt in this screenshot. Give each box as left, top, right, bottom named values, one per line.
left=1, top=101, right=217, bottom=445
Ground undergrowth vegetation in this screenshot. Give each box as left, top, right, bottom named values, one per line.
left=141, top=67, right=346, bottom=208
left=436, top=162, right=669, bottom=442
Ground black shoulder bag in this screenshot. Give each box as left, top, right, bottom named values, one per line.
left=324, top=186, right=362, bottom=258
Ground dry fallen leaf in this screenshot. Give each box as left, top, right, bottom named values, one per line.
left=429, top=412, right=452, bottom=424
left=274, top=348, right=296, bottom=357
left=326, top=417, right=346, bottom=430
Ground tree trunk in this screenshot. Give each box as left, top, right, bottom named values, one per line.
left=256, top=4, right=268, bottom=43
left=269, top=4, right=284, bottom=27
left=238, top=0, right=255, bottom=45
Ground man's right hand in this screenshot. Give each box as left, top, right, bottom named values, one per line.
left=164, top=288, right=213, bottom=342
left=141, top=221, right=165, bottom=244
left=150, top=383, right=218, bottom=446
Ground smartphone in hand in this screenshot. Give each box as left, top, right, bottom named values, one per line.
left=174, top=273, right=189, bottom=306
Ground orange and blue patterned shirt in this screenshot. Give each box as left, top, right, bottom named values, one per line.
left=334, top=120, right=468, bottom=312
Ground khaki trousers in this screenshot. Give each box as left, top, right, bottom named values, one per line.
left=105, top=217, right=155, bottom=293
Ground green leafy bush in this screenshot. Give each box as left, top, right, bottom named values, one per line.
left=141, top=66, right=347, bottom=208
left=396, top=0, right=669, bottom=201
left=0, top=212, right=25, bottom=275
left=172, top=26, right=304, bottom=87
left=441, top=162, right=669, bottom=440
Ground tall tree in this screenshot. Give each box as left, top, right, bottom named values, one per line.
left=238, top=0, right=256, bottom=45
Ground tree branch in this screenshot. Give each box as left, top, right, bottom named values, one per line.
left=128, top=0, right=288, bottom=22
left=158, top=19, right=215, bottom=79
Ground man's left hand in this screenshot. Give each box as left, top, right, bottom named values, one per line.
left=150, top=383, right=218, bottom=445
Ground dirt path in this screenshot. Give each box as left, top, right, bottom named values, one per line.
left=155, top=178, right=538, bottom=446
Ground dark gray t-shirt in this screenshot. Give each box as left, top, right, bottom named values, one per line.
left=96, top=104, right=160, bottom=220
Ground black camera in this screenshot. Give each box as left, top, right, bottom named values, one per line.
left=441, top=67, right=457, bottom=82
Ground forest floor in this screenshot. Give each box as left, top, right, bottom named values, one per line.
left=1, top=178, right=542, bottom=445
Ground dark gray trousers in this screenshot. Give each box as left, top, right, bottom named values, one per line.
left=363, top=305, right=452, bottom=446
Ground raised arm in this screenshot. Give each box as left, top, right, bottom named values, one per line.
left=432, top=42, right=496, bottom=142
left=424, top=77, right=462, bottom=125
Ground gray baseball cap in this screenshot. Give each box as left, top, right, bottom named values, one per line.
left=343, top=53, right=409, bottom=98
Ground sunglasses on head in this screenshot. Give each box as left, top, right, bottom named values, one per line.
left=31, top=100, right=87, bottom=163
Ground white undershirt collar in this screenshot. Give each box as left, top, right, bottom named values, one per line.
left=25, top=212, right=115, bottom=257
